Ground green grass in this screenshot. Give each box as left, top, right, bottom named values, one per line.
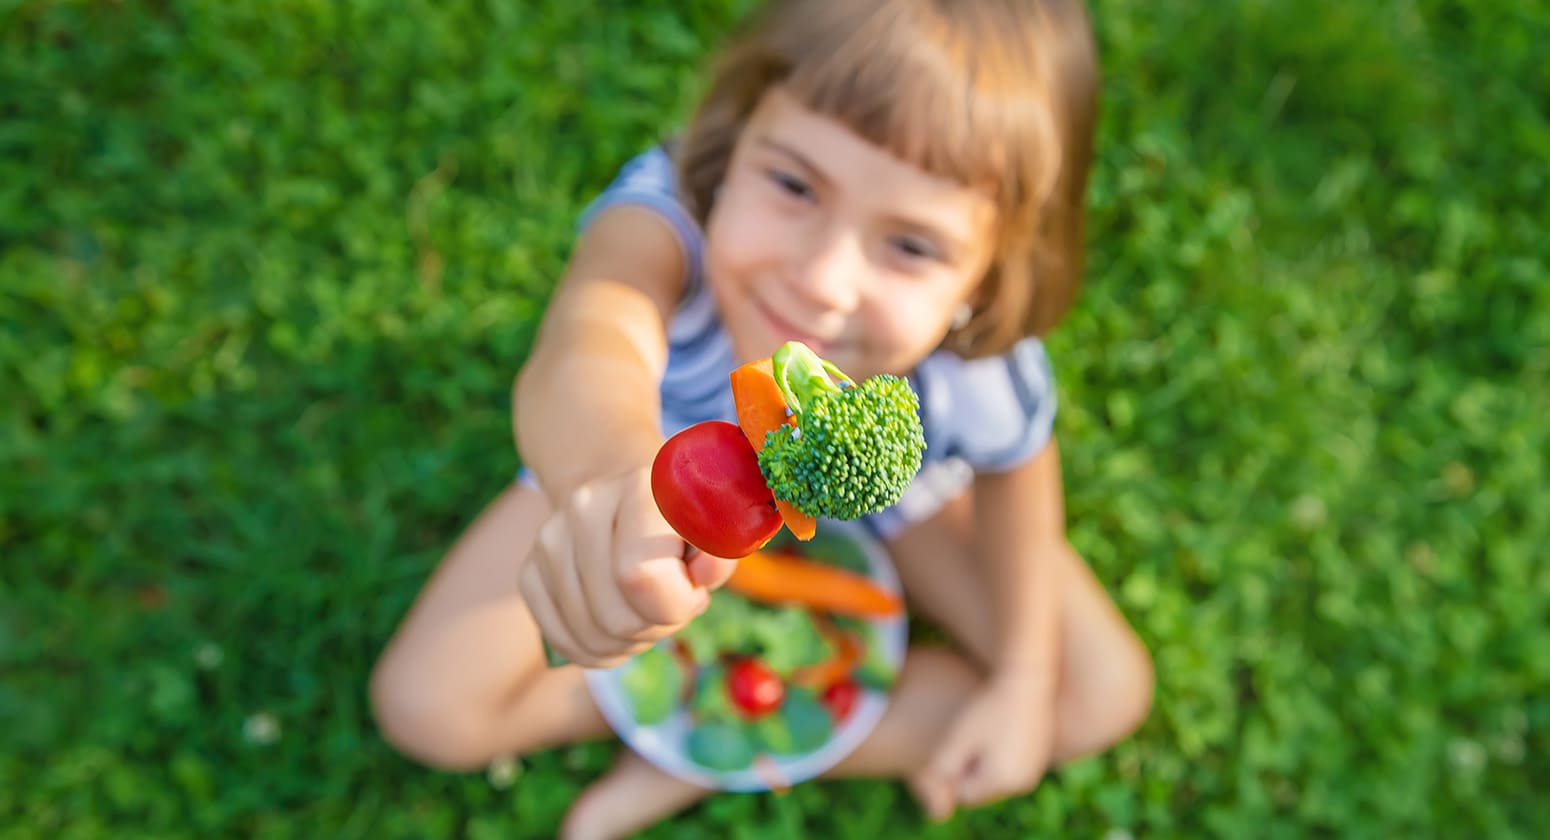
left=3, top=0, right=1547, bottom=836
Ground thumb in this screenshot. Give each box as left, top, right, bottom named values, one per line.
left=615, top=482, right=710, bottom=626
left=685, top=548, right=738, bottom=590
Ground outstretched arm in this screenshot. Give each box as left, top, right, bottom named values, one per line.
left=514, top=204, right=685, bottom=502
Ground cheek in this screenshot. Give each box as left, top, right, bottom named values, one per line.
left=861, top=289, right=964, bottom=371
left=846, top=310, right=923, bottom=377
left=705, top=190, right=794, bottom=286
left=704, top=194, right=758, bottom=280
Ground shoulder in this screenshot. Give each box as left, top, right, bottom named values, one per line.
left=579, top=145, right=700, bottom=259
left=574, top=143, right=706, bottom=311
left=912, top=337, right=1058, bottom=470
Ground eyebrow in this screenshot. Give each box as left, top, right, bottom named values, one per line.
left=753, top=135, right=833, bottom=190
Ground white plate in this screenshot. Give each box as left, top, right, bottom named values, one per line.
left=584, top=520, right=908, bottom=792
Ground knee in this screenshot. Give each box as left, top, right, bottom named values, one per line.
left=1102, top=635, right=1155, bottom=743
left=369, top=654, right=500, bottom=772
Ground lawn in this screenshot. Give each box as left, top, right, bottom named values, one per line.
left=3, top=0, right=1547, bottom=837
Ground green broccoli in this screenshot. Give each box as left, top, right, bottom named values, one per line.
left=756, top=341, right=926, bottom=519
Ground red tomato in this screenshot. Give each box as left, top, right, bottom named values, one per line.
left=821, top=678, right=860, bottom=722
left=726, top=657, right=785, bottom=719
left=651, top=421, right=782, bottom=558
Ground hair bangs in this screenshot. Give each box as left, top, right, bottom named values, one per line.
left=676, top=0, right=1100, bottom=354
left=783, top=1, right=1063, bottom=215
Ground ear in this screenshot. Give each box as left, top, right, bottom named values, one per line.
left=950, top=302, right=974, bottom=331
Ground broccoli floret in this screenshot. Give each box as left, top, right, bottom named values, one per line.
left=756, top=341, right=926, bottom=519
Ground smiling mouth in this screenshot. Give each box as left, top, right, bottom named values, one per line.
left=757, top=300, right=831, bottom=355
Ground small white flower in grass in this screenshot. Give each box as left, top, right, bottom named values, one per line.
left=487, top=755, right=521, bottom=789
left=1446, top=737, right=1485, bottom=774
left=243, top=711, right=281, bottom=745
left=1104, top=829, right=1135, bottom=840
left=194, top=642, right=224, bottom=670
left=1290, top=494, right=1326, bottom=531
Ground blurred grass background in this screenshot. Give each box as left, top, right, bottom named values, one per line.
left=3, top=0, right=1547, bottom=837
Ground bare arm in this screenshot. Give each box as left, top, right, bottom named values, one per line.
left=513, top=204, right=688, bottom=501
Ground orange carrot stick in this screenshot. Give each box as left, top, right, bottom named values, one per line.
left=726, top=549, right=901, bottom=617
left=729, top=358, right=818, bottom=540
left=791, top=614, right=864, bottom=689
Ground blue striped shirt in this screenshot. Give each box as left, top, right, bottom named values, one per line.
left=568, top=145, right=1059, bottom=540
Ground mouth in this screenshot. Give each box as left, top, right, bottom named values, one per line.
left=755, top=298, right=832, bottom=356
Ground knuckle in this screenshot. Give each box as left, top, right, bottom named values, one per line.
left=615, top=570, right=674, bottom=622
left=568, top=636, right=614, bottom=665
left=598, top=610, right=643, bottom=642
left=537, top=514, right=568, bottom=556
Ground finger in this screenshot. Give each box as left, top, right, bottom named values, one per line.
left=614, top=494, right=708, bottom=625
left=580, top=487, right=673, bottom=644
left=919, top=722, right=977, bottom=816
left=537, top=504, right=624, bottom=663
left=529, top=511, right=629, bottom=665
left=685, top=549, right=738, bottom=590
left=519, top=559, right=587, bottom=666
left=619, top=553, right=710, bottom=626
left=562, top=484, right=644, bottom=647
left=956, top=767, right=997, bottom=809
left=908, top=771, right=956, bottom=823
left=926, top=724, right=974, bottom=787
left=589, top=480, right=706, bottom=638
left=959, top=759, right=1041, bottom=809
left=571, top=639, right=655, bottom=671
left=533, top=594, right=642, bottom=669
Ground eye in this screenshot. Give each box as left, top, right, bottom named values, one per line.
left=889, top=234, right=942, bottom=262
left=766, top=169, right=815, bottom=202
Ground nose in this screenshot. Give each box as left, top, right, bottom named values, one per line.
left=790, top=228, right=864, bottom=314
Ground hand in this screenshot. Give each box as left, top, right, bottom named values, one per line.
left=911, top=671, right=1055, bottom=821
left=518, top=468, right=739, bottom=668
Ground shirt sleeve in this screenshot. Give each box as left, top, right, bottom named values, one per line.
left=912, top=337, right=1058, bottom=473
left=575, top=145, right=704, bottom=298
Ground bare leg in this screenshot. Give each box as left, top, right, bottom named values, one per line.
left=557, top=486, right=1157, bottom=835
left=373, top=479, right=1149, bottom=835
left=887, top=491, right=1155, bottom=760
left=557, top=646, right=975, bottom=840
left=558, top=749, right=707, bottom=840
left=369, top=484, right=612, bottom=770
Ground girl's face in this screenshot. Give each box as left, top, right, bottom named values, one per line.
left=703, top=88, right=998, bottom=382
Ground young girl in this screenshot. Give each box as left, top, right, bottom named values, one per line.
left=371, top=1, right=1153, bottom=836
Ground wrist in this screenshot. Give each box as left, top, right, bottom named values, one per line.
left=530, top=438, right=660, bottom=507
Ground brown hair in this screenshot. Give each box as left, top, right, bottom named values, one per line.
left=676, top=0, right=1100, bottom=357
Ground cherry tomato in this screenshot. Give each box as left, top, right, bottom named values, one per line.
left=821, top=678, right=860, bottom=722
left=651, top=420, right=782, bottom=558
left=726, top=657, right=786, bottom=719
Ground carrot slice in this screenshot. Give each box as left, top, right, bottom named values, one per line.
left=791, top=614, right=864, bottom=689
left=726, top=549, right=902, bottom=617
left=729, top=358, right=818, bottom=540
left=770, top=498, right=815, bottom=540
